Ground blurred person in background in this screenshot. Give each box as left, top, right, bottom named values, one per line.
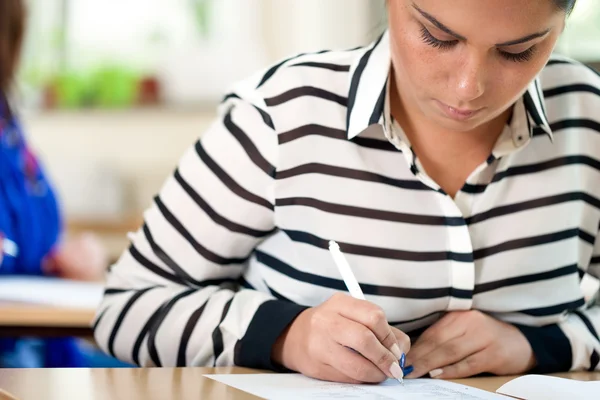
left=0, top=0, right=125, bottom=368
left=94, top=0, right=600, bottom=383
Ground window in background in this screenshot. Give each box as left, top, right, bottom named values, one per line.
left=18, top=0, right=268, bottom=110
left=17, top=0, right=387, bottom=111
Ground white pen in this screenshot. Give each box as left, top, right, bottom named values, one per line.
left=328, top=240, right=404, bottom=384
left=328, top=240, right=365, bottom=300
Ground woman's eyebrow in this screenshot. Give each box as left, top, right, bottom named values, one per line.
left=496, top=29, right=552, bottom=46
left=412, top=3, right=466, bottom=40
left=412, top=2, right=552, bottom=46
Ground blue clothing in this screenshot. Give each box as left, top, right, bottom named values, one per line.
left=0, top=96, right=129, bottom=368
left=0, top=95, right=85, bottom=368
left=0, top=107, right=61, bottom=274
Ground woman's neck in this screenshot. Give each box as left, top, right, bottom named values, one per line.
left=389, top=78, right=511, bottom=197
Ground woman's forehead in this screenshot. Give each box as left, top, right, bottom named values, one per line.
left=395, top=0, right=562, bottom=24
left=391, top=0, right=564, bottom=43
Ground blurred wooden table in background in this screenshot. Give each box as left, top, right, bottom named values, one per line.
left=0, top=302, right=94, bottom=337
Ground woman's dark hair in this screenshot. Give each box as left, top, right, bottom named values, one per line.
left=0, top=0, right=26, bottom=95
left=554, top=0, right=577, bottom=14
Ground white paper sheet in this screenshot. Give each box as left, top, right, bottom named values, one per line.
left=496, top=374, right=600, bottom=400
left=205, top=373, right=506, bottom=399
left=0, top=276, right=104, bottom=309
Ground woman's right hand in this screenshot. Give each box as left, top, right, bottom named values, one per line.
left=272, top=293, right=410, bottom=383
left=43, top=233, right=108, bottom=282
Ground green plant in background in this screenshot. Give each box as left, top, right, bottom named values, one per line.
left=53, top=71, right=89, bottom=108
left=21, top=0, right=219, bottom=109
left=90, top=66, right=139, bottom=108
left=50, top=66, right=139, bottom=109
left=190, top=0, right=213, bottom=39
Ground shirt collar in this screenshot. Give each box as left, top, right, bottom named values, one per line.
left=346, top=30, right=553, bottom=141
left=523, top=78, right=553, bottom=140
left=346, top=31, right=391, bottom=140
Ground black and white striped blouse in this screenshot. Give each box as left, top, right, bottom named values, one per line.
left=93, top=31, right=600, bottom=373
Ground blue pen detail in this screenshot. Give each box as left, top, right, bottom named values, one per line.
left=403, top=365, right=414, bottom=376
left=400, top=353, right=405, bottom=369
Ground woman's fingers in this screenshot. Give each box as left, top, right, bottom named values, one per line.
left=330, top=314, right=402, bottom=381
left=328, top=342, right=388, bottom=383
left=408, top=335, right=487, bottom=379
left=332, top=294, right=409, bottom=357
left=306, top=361, right=366, bottom=384
left=427, top=350, right=490, bottom=380
left=391, top=325, right=412, bottom=357
left=281, top=294, right=412, bottom=384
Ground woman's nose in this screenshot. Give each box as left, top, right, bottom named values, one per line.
left=454, top=53, right=486, bottom=103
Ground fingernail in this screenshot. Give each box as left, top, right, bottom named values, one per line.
left=390, top=362, right=404, bottom=382
left=400, top=353, right=406, bottom=369
left=429, top=368, right=443, bottom=378
left=391, top=344, right=403, bottom=360
left=403, top=365, right=414, bottom=376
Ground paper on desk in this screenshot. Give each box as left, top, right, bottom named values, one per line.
left=205, top=373, right=506, bottom=399
left=0, top=276, right=104, bottom=309
left=496, top=374, right=600, bottom=400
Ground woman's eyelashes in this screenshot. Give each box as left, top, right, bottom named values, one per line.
left=419, top=25, right=537, bottom=63
left=419, top=25, right=457, bottom=50
left=498, top=47, right=537, bottom=63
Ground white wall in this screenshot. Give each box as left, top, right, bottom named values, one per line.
left=160, top=0, right=386, bottom=103
left=23, top=109, right=215, bottom=219
left=262, top=0, right=385, bottom=61
left=555, top=0, right=600, bottom=62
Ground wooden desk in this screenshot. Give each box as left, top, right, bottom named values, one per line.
left=0, top=303, right=94, bottom=337
left=0, top=367, right=598, bottom=400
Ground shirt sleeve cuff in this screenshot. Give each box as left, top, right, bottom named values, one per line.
left=513, top=323, right=572, bottom=373
left=234, top=299, right=308, bottom=371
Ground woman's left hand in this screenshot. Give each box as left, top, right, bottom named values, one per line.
left=405, top=310, right=536, bottom=379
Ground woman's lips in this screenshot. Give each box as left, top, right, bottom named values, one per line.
left=435, top=100, right=483, bottom=121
